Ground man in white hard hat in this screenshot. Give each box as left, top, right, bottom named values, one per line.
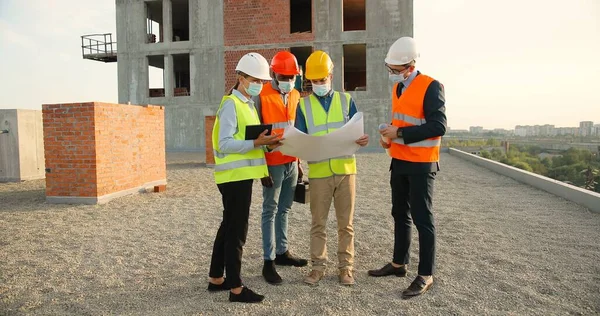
left=368, top=36, right=447, bottom=298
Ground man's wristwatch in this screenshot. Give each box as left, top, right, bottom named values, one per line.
left=396, top=128, right=403, bottom=138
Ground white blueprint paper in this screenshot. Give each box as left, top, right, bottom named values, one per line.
left=277, top=112, right=364, bottom=161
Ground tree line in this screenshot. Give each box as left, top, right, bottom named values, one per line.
left=443, top=139, right=600, bottom=193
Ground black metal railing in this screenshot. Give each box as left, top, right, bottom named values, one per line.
left=81, top=33, right=117, bottom=62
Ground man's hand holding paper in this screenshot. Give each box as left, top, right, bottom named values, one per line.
left=278, top=112, right=367, bottom=162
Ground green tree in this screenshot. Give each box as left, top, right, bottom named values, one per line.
left=486, top=138, right=501, bottom=147
left=511, top=161, right=533, bottom=172
left=541, top=157, right=552, bottom=169
left=490, top=148, right=505, bottom=160
left=581, top=167, right=599, bottom=191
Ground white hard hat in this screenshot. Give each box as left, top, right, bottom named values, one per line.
left=385, top=37, right=419, bottom=65
left=235, top=53, right=272, bottom=81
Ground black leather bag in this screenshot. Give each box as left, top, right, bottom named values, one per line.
left=294, top=180, right=310, bottom=204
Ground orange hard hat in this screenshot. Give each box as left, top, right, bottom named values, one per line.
left=270, top=51, right=300, bottom=75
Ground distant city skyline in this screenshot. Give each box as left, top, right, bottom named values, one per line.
left=450, top=120, right=599, bottom=131
left=449, top=120, right=600, bottom=138
left=1, top=0, right=599, bottom=129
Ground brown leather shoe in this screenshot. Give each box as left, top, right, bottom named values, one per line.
left=339, top=269, right=355, bottom=286
left=368, top=263, right=407, bottom=277
left=303, top=270, right=324, bottom=285
left=402, top=276, right=433, bottom=298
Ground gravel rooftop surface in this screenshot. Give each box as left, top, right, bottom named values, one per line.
left=1, top=153, right=599, bottom=315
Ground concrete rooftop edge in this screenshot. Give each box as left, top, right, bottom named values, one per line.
left=449, top=148, right=600, bottom=213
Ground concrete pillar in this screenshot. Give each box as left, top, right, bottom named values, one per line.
left=189, top=52, right=196, bottom=97
left=130, top=56, right=145, bottom=104
left=163, top=0, right=173, bottom=43
left=0, top=109, right=45, bottom=182
left=164, top=54, right=174, bottom=97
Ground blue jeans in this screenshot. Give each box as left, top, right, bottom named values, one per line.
left=261, top=161, right=298, bottom=260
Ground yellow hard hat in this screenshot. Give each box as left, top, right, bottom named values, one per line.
left=305, top=50, right=334, bottom=80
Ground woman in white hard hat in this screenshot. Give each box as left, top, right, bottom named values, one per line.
left=207, top=52, right=282, bottom=303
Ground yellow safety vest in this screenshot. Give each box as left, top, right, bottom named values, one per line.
left=299, top=92, right=357, bottom=179
left=212, top=94, right=268, bottom=184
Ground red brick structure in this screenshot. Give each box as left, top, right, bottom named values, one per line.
left=222, top=0, right=314, bottom=91
left=223, top=0, right=314, bottom=46
left=42, top=102, right=166, bottom=204
left=205, top=115, right=216, bottom=166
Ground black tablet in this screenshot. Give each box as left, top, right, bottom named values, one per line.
left=245, top=124, right=273, bottom=140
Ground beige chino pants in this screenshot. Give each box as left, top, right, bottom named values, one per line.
left=308, top=174, right=356, bottom=271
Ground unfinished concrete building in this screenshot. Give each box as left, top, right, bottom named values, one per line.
left=82, top=0, right=413, bottom=151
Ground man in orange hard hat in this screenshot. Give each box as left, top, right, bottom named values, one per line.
left=253, top=51, right=308, bottom=285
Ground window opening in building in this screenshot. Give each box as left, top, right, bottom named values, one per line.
left=343, top=0, right=366, bottom=31
left=148, top=55, right=165, bottom=97
left=290, top=46, right=313, bottom=93
left=290, top=0, right=312, bottom=33
left=343, top=44, right=367, bottom=91
left=172, top=0, right=190, bottom=41
left=145, top=1, right=163, bottom=43
left=173, top=54, right=191, bottom=96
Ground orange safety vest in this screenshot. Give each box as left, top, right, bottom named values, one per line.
left=259, top=84, right=300, bottom=166
left=389, top=74, right=441, bottom=163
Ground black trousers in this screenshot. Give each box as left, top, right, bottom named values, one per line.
left=209, top=179, right=253, bottom=288
left=390, top=169, right=436, bottom=276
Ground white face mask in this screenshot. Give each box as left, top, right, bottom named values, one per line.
left=312, top=83, right=331, bottom=97
left=244, top=80, right=263, bottom=96
left=389, top=74, right=406, bottom=83
left=278, top=80, right=294, bottom=93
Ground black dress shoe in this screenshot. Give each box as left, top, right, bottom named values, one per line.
left=402, top=276, right=433, bottom=298
left=207, top=279, right=230, bottom=292
left=262, top=260, right=283, bottom=285
left=367, top=263, right=407, bottom=277
left=275, top=251, right=308, bottom=267
left=229, top=287, right=265, bottom=303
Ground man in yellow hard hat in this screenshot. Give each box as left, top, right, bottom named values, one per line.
left=294, top=50, right=369, bottom=286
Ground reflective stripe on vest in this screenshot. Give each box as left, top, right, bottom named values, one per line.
left=392, top=137, right=441, bottom=147
left=212, top=94, right=268, bottom=184
left=214, top=157, right=266, bottom=172
left=303, top=92, right=349, bottom=134
left=390, top=112, right=440, bottom=147
left=271, top=121, right=290, bottom=129
left=299, top=92, right=357, bottom=178
left=308, top=155, right=354, bottom=164
left=393, top=112, right=426, bottom=126
left=389, top=74, right=441, bottom=163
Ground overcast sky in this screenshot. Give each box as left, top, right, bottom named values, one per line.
left=1, top=0, right=599, bottom=129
